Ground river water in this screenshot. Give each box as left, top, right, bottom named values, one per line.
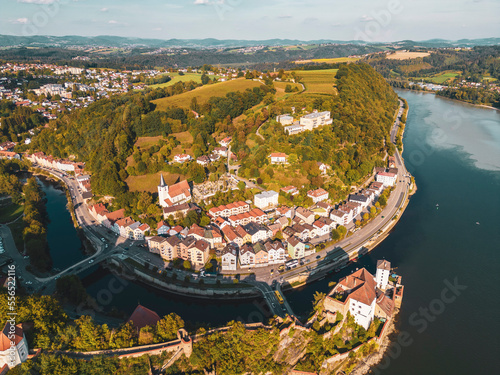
left=41, top=91, right=500, bottom=372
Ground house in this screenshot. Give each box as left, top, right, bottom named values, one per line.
left=239, top=243, right=256, bottom=268
left=228, top=208, right=266, bottom=227
left=222, top=225, right=244, bottom=248
left=162, top=202, right=199, bottom=220
left=234, top=225, right=252, bottom=245
left=264, top=240, right=286, bottom=264
left=134, top=223, right=150, bottom=240
left=269, top=152, right=287, bottom=164
left=157, top=221, right=170, bottom=236
left=0, top=322, right=29, bottom=369
left=276, top=114, right=294, bottom=125
left=376, top=259, right=391, bottom=290
left=349, top=194, right=370, bottom=208
left=254, top=190, right=279, bottom=209
left=0, top=151, right=20, bottom=160
left=213, top=146, right=228, bottom=157
left=299, top=111, right=332, bottom=130
left=196, top=155, right=210, bottom=166
left=158, top=175, right=192, bottom=208
left=316, top=216, right=336, bottom=232
left=287, top=236, right=314, bottom=259
left=188, top=224, right=224, bottom=249
left=178, top=236, right=196, bottom=261
left=90, top=203, right=107, bottom=221
left=330, top=209, right=349, bottom=226
left=219, top=137, right=232, bottom=147
left=162, top=236, right=181, bottom=261
left=276, top=206, right=295, bottom=219
left=281, top=186, right=298, bottom=195
left=295, top=207, right=315, bottom=225
left=310, top=201, right=332, bottom=217
left=243, top=222, right=272, bottom=244
left=168, top=225, right=184, bottom=236
left=253, top=242, right=269, bottom=266
left=376, top=171, right=397, bottom=186
left=104, top=209, right=125, bottom=228
left=213, top=217, right=229, bottom=230
left=307, top=188, right=329, bottom=203
left=221, top=244, right=238, bottom=271
left=313, top=219, right=330, bottom=236
left=173, top=154, right=192, bottom=163
left=189, top=239, right=210, bottom=267
left=148, top=236, right=168, bottom=255
left=114, top=217, right=135, bottom=237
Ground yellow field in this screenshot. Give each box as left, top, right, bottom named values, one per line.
left=293, top=69, right=339, bottom=95
left=135, top=136, right=164, bottom=149
left=294, top=57, right=360, bottom=64
left=386, top=51, right=430, bottom=60
left=126, top=171, right=185, bottom=193
left=152, top=78, right=263, bottom=110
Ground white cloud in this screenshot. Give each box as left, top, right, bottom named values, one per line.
left=108, top=20, right=118, bottom=24
left=11, top=18, right=29, bottom=24
left=194, top=0, right=211, bottom=5
left=360, top=15, right=374, bottom=22
left=17, top=0, right=56, bottom=4
left=100, top=7, right=108, bottom=12
left=153, top=27, right=162, bottom=31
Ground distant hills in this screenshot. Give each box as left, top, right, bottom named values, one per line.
left=0, top=34, right=498, bottom=49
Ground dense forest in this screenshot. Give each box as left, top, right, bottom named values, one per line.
left=232, top=63, right=398, bottom=201
left=0, top=100, right=47, bottom=143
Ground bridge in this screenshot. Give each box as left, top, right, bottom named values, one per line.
left=245, top=280, right=295, bottom=318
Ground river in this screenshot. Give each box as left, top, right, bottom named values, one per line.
left=41, top=91, right=500, bottom=372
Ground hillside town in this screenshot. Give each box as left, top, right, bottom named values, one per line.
left=19, top=135, right=399, bottom=274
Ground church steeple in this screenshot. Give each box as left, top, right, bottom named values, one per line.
left=160, top=173, right=165, bottom=187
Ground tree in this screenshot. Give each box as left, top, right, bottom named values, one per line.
left=237, top=181, right=246, bottom=190
left=363, top=213, right=370, bottom=221
left=183, top=260, right=192, bottom=270
left=201, top=74, right=210, bottom=85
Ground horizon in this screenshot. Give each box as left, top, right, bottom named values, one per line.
left=1, top=0, right=499, bottom=42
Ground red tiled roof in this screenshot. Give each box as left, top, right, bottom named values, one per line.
left=127, top=305, right=161, bottom=330
left=168, top=179, right=191, bottom=200
left=0, top=323, right=23, bottom=351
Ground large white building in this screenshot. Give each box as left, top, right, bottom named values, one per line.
left=376, top=171, right=397, bottom=186
left=254, top=190, right=279, bottom=209
left=158, top=174, right=192, bottom=208
left=0, top=323, right=29, bottom=370
left=299, top=111, right=332, bottom=131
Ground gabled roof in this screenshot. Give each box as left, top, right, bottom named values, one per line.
left=0, top=323, right=24, bottom=351
left=127, top=305, right=161, bottom=330
left=377, top=259, right=391, bottom=271
left=168, top=179, right=191, bottom=200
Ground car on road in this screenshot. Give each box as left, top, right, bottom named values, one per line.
left=316, top=255, right=321, bottom=259
left=88, top=259, right=94, bottom=264
left=271, top=303, right=276, bottom=308
left=101, top=238, right=105, bottom=241
left=146, top=258, right=151, bottom=262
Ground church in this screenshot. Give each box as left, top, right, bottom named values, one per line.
left=0, top=322, right=29, bottom=370
left=158, top=174, right=192, bottom=208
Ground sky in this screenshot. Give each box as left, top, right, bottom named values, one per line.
left=0, top=0, right=499, bottom=42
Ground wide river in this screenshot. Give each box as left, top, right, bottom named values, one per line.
left=43, top=90, right=500, bottom=373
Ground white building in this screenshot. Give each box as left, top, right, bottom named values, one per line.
left=376, top=259, right=391, bottom=290
left=376, top=171, right=397, bottom=186
left=254, top=190, right=279, bottom=209
left=307, top=188, right=329, bottom=203
left=269, top=152, right=287, bottom=164
left=0, top=323, right=29, bottom=370
left=299, top=111, right=332, bottom=131
left=239, top=244, right=256, bottom=268
left=276, top=114, right=294, bottom=125
left=173, top=154, right=192, bottom=163
left=284, top=124, right=304, bottom=136
left=221, top=244, right=238, bottom=271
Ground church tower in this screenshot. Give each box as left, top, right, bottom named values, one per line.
left=158, top=174, right=169, bottom=208
left=376, top=259, right=391, bottom=290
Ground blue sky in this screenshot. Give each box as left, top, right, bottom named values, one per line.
left=0, top=0, right=499, bottom=41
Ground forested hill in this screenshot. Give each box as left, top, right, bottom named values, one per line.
left=30, top=63, right=397, bottom=205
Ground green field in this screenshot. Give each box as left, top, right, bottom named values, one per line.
left=293, top=69, right=339, bottom=94
left=152, top=78, right=263, bottom=110
left=148, top=72, right=205, bottom=89
left=415, top=71, right=461, bottom=84
left=0, top=200, right=24, bottom=224
left=125, top=171, right=186, bottom=193
left=273, top=81, right=303, bottom=98
left=294, top=57, right=360, bottom=64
